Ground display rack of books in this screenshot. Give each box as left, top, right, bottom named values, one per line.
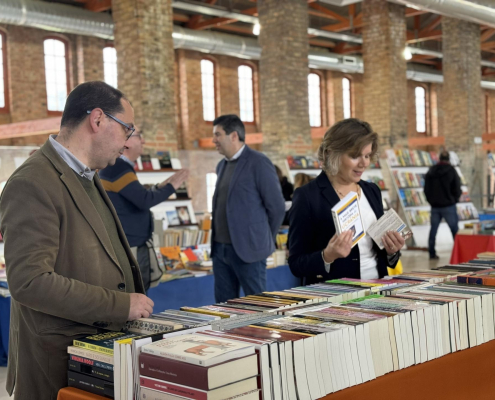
left=135, top=153, right=197, bottom=229
left=285, top=156, right=390, bottom=210
left=386, top=149, right=479, bottom=250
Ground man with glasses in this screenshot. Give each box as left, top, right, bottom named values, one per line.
left=100, top=128, right=189, bottom=292
left=0, top=81, right=154, bottom=400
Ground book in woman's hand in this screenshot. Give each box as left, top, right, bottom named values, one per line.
left=367, top=209, right=413, bottom=250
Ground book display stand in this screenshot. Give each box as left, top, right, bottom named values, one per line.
left=385, top=149, right=479, bottom=250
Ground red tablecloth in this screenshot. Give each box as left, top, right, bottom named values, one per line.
left=57, top=387, right=108, bottom=400
left=450, top=234, right=495, bottom=264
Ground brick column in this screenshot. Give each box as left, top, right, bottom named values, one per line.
left=112, top=0, right=178, bottom=151
left=258, top=0, right=311, bottom=159
left=442, top=18, right=483, bottom=209
left=362, top=0, right=408, bottom=147
left=76, top=36, right=105, bottom=84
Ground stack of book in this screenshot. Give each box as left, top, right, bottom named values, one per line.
left=406, top=209, right=430, bottom=226
left=399, top=189, right=428, bottom=207
left=386, top=149, right=437, bottom=167
left=139, top=333, right=260, bottom=400
left=393, top=171, right=425, bottom=188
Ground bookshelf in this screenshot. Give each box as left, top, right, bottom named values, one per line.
left=285, top=156, right=391, bottom=210
left=386, top=149, right=479, bottom=250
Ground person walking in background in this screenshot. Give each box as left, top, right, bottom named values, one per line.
left=211, top=114, right=285, bottom=302
left=424, top=150, right=462, bottom=260
left=99, top=129, right=189, bottom=291
left=275, top=165, right=294, bottom=201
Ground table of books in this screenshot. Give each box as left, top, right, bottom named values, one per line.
left=0, top=265, right=300, bottom=366
left=147, top=265, right=300, bottom=313
left=450, top=234, right=495, bottom=264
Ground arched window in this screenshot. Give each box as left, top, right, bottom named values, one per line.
left=201, top=59, right=216, bottom=122
left=44, top=38, right=69, bottom=112
left=206, top=172, right=217, bottom=213
left=238, top=65, right=254, bottom=123
left=308, top=73, right=322, bottom=127
left=0, top=31, right=9, bottom=113
left=342, top=77, right=352, bottom=119
left=415, top=86, right=426, bottom=133
left=103, top=46, right=118, bottom=89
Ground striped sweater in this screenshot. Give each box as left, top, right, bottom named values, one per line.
left=99, top=157, right=175, bottom=247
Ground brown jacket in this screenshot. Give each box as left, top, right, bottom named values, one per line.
left=0, top=140, right=145, bottom=399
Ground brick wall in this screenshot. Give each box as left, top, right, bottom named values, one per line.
left=362, top=0, right=408, bottom=148
left=76, top=36, right=107, bottom=84
left=258, top=0, right=312, bottom=158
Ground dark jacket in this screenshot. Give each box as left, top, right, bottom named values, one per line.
left=424, top=162, right=462, bottom=208
left=99, top=158, right=175, bottom=247
left=280, top=177, right=294, bottom=201
left=211, top=146, right=285, bottom=264
left=288, top=171, right=399, bottom=285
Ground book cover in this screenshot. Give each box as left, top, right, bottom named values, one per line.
left=331, top=191, right=365, bottom=247
left=166, top=210, right=180, bottom=226
left=126, top=318, right=183, bottom=335
left=68, top=360, right=113, bottom=382
left=67, top=346, right=114, bottom=365
left=141, top=334, right=255, bottom=367
left=159, top=151, right=173, bottom=169
left=141, top=154, right=153, bottom=171
left=367, top=208, right=413, bottom=250
left=176, top=182, right=189, bottom=199
left=69, top=354, right=113, bottom=372
left=176, top=206, right=192, bottom=225
left=73, top=332, right=140, bottom=356
left=139, top=352, right=258, bottom=390
left=68, top=370, right=114, bottom=398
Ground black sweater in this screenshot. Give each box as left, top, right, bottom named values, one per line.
left=424, top=163, right=462, bottom=208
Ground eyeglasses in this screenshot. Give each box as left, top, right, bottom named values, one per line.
left=129, top=133, right=142, bottom=139
left=86, top=110, right=135, bottom=140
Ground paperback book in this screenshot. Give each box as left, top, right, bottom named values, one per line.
left=331, top=191, right=365, bottom=247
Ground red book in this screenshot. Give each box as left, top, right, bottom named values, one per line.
left=139, top=352, right=258, bottom=390
left=139, top=376, right=258, bottom=400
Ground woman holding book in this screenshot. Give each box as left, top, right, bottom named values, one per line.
left=288, top=118, right=404, bottom=285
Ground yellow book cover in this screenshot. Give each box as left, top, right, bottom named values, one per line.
left=180, top=306, right=232, bottom=319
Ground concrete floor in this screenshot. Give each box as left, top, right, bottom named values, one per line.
left=0, top=248, right=451, bottom=399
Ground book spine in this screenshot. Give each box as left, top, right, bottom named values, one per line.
left=180, top=307, right=231, bottom=319
left=139, top=352, right=209, bottom=390
left=140, top=376, right=207, bottom=400
left=68, top=360, right=114, bottom=382
left=67, top=346, right=114, bottom=365
left=69, top=354, right=113, bottom=371
left=331, top=210, right=341, bottom=235
left=467, top=277, right=495, bottom=286
left=68, top=371, right=114, bottom=398
left=73, top=340, right=113, bottom=356
left=126, top=319, right=178, bottom=333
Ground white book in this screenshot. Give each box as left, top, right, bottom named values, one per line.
left=292, top=340, right=311, bottom=400
left=367, top=208, right=413, bottom=250
left=141, top=333, right=254, bottom=367
left=331, top=191, right=365, bottom=247
left=284, top=341, right=298, bottom=400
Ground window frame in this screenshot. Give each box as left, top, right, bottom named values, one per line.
left=342, top=76, right=353, bottom=119
left=308, top=71, right=323, bottom=128
left=43, top=36, right=70, bottom=116
left=200, top=57, right=218, bottom=124
left=103, top=44, right=118, bottom=89
left=0, top=30, right=9, bottom=114
left=414, top=85, right=428, bottom=134
left=238, top=63, right=256, bottom=125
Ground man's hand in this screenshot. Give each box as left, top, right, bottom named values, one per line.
left=159, top=169, right=190, bottom=190
left=128, top=293, right=154, bottom=321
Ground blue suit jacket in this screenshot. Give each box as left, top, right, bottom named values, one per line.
left=288, top=171, right=399, bottom=285
left=211, top=146, right=285, bottom=263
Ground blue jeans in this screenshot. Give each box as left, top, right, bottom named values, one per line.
left=429, top=205, right=459, bottom=257
left=212, top=242, right=267, bottom=303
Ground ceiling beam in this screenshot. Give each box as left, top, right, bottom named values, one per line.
left=211, top=25, right=253, bottom=35
left=407, top=29, right=442, bottom=43
left=481, top=28, right=495, bottom=43
left=173, top=13, right=190, bottom=23
left=405, top=7, right=429, bottom=17
left=410, top=55, right=440, bottom=66
left=187, top=6, right=258, bottom=30
left=482, top=41, right=495, bottom=50
left=421, top=15, right=442, bottom=34
left=320, top=12, right=362, bottom=32
left=84, top=0, right=111, bottom=12
left=308, top=3, right=348, bottom=23
left=309, top=39, right=336, bottom=49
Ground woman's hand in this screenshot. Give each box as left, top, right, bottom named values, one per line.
left=323, top=230, right=353, bottom=263
left=382, top=231, right=405, bottom=255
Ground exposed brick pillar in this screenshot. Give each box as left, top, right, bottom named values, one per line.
left=6, top=26, right=48, bottom=123
left=112, top=0, right=178, bottom=151
left=442, top=18, right=483, bottom=209
left=76, top=36, right=105, bottom=84
left=362, top=0, right=408, bottom=147
left=258, top=0, right=311, bottom=160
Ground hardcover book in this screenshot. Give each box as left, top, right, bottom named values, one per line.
left=141, top=334, right=255, bottom=367
left=331, top=191, right=365, bottom=247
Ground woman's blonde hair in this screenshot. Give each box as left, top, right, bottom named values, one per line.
left=317, top=118, right=378, bottom=176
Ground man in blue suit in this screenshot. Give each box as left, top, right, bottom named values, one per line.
left=211, top=115, right=285, bottom=303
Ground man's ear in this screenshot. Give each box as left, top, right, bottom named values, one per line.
left=231, top=131, right=239, bottom=142
left=88, top=109, right=104, bottom=133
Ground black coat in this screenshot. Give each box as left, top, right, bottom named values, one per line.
left=424, top=163, right=462, bottom=208
left=288, top=171, right=399, bottom=285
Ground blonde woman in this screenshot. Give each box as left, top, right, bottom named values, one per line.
left=288, top=119, right=404, bottom=285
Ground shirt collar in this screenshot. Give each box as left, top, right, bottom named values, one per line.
left=49, top=135, right=96, bottom=180
left=226, top=144, right=245, bottom=162
left=120, top=155, right=135, bottom=168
